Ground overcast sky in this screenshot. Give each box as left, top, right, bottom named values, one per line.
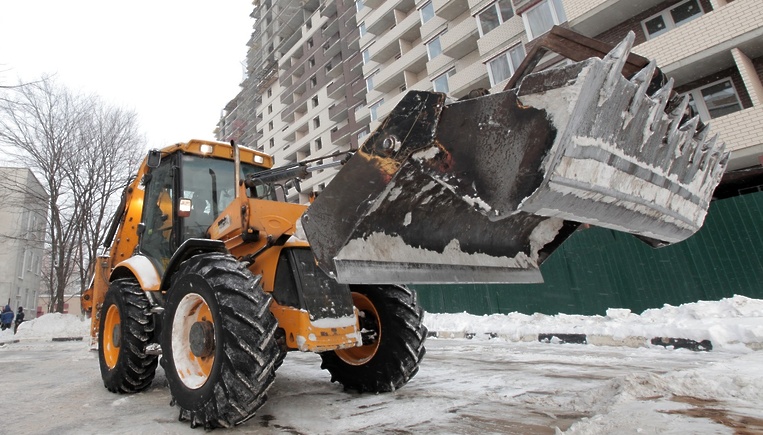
left=0, top=1, right=253, bottom=149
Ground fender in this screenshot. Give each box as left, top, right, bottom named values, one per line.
left=110, top=239, right=228, bottom=292
left=110, top=255, right=162, bottom=291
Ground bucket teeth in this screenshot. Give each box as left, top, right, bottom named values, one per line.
left=667, top=95, right=690, bottom=146
left=629, top=60, right=657, bottom=119
left=649, top=78, right=674, bottom=132
left=513, top=31, right=728, bottom=245
left=601, top=31, right=635, bottom=94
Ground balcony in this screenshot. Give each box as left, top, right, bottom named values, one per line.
left=447, top=61, right=490, bottom=97
left=441, top=16, right=478, bottom=59
left=397, top=43, right=428, bottom=74
left=364, top=0, right=416, bottom=34
left=567, top=0, right=663, bottom=37
left=322, top=13, right=339, bottom=37
left=364, top=0, right=385, bottom=8
left=434, top=0, right=469, bottom=21
left=354, top=103, right=370, bottom=125
left=327, top=75, right=346, bottom=99
left=329, top=103, right=349, bottom=123
left=330, top=121, right=356, bottom=146
left=427, top=53, right=455, bottom=77
left=634, top=0, right=763, bottom=85
left=476, top=16, right=524, bottom=58
left=710, top=105, right=763, bottom=170
left=374, top=68, right=406, bottom=94
left=420, top=17, right=447, bottom=43
left=366, top=5, right=396, bottom=35
left=320, top=0, right=336, bottom=18
left=370, top=34, right=402, bottom=64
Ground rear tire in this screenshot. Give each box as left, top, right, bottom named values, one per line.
left=320, top=285, right=427, bottom=393
left=98, top=278, right=158, bottom=393
left=160, top=253, right=279, bottom=429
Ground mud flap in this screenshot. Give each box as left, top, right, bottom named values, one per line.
left=302, top=33, right=727, bottom=285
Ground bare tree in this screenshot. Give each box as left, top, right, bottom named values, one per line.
left=0, top=77, right=144, bottom=313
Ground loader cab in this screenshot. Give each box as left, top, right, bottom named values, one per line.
left=139, top=151, right=264, bottom=273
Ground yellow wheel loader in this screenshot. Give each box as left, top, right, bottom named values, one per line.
left=82, top=28, right=727, bottom=429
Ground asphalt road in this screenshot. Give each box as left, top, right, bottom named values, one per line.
left=0, top=338, right=756, bottom=434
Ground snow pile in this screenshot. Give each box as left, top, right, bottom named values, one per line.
left=425, top=295, right=763, bottom=350
left=11, top=313, right=90, bottom=341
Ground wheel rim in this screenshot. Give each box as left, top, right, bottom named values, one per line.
left=103, top=304, right=121, bottom=369
left=171, top=293, right=215, bottom=389
left=335, top=292, right=381, bottom=366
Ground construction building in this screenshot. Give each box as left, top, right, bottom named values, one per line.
left=0, top=167, right=48, bottom=318
left=218, top=0, right=763, bottom=201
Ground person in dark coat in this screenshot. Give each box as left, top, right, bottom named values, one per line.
left=1, top=305, right=13, bottom=331
left=14, top=306, right=24, bottom=333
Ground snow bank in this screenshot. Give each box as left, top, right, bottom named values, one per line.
left=424, top=295, right=763, bottom=350
left=10, top=313, right=90, bottom=341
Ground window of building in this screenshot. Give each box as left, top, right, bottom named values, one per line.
left=268, top=104, right=273, bottom=114
left=313, top=116, right=321, bottom=129
left=400, top=84, right=407, bottom=92
left=366, top=70, right=378, bottom=92
left=358, top=128, right=370, bottom=142
left=268, top=121, right=274, bottom=131
left=476, top=0, right=514, bottom=36
left=642, top=0, right=703, bottom=40
left=426, top=32, right=446, bottom=60
left=419, top=1, right=435, bottom=24
left=684, top=78, right=743, bottom=122
left=310, top=75, right=317, bottom=88
left=522, top=0, right=566, bottom=40
left=269, top=138, right=275, bottom=149
left=432, top=68, right=455, bottom=93
left=362, top=46, right=371, bottom=65
left=267, top=88, right=273, bottom=97
left=308, top=57, right=315, bottom=68
left=369, top=99, right=384, bottom=121
left=325, top=62, right=332, bottom=73
left=307, top=38, right=314, bottom=49
left=315, top=138, right=323, bottom=151
left=17, top=249, right=27, bottom=279
left=359, top=22, right=366, bottom=38
left=486, top=44, right=526, bottom=86
left=312, top=96, right=319, bottom=108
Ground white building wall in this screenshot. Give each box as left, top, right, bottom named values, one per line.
left=0, top=168, right=47, bottom=318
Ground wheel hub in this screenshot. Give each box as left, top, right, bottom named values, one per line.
left=189, top=321, right=215, bottom=358
left=111, top=323, right=122, bottom=348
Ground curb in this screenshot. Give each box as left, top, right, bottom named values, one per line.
left=427, top=331, right=724, bottom=352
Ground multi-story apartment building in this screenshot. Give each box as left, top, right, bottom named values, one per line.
left=0, top=167, right=48, bottom=317
left=219, top=0, right=763, bottom=202
left=218, top=0, right=365, bottom=203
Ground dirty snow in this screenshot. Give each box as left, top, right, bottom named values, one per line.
left=0, top=296, right=761, bottom=434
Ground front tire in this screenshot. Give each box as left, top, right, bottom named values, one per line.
left=160, top=253, right=279, bottom=429
left=320, top=285, right=427, bottom=393
left=98, top=278, right=158, bottom=393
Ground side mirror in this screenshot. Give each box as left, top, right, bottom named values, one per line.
left=146, top=149, right=162, bottom=168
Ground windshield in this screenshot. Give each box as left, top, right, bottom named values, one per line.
left=181, top=154, right=264, bottom=238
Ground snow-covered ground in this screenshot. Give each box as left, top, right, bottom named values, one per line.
left=1, top=295, right=761, bottom=434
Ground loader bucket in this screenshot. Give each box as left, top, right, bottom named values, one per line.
left=302, top=33, right=727, bottom=285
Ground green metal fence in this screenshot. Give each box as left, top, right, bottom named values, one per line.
left=414, top=191, right=763, bottom=316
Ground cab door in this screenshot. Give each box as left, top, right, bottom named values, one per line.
left=139, top=155, right=178, bottom=273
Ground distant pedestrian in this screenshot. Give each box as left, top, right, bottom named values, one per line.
left=14, top=306, right=24, bottom=334
left=1, top=305, right=13, bottom=330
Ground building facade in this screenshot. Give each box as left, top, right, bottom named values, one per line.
left=217, top=0, right=365, bottom=203
left=0, top=167, right=48, bottom=318
left=219, top=0, right=763, bottom=201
